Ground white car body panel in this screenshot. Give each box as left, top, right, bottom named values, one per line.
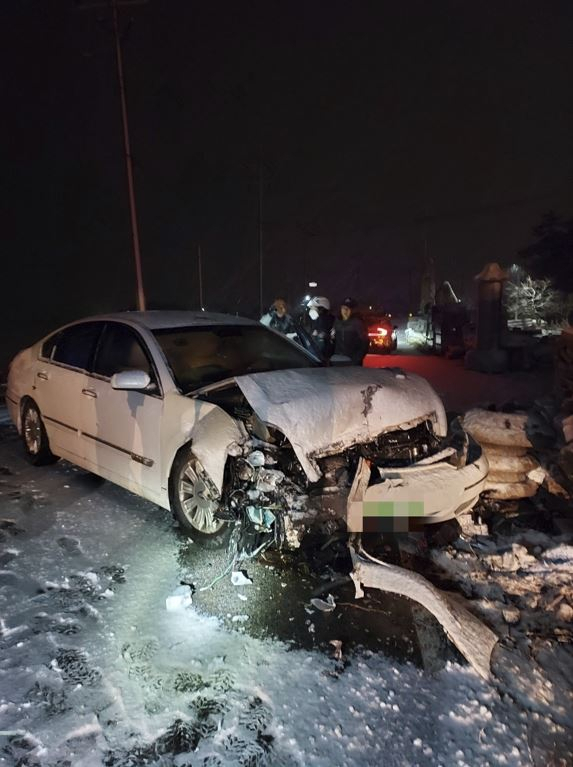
left=34, top=363, right=86, bottom=458
left=157, top=392, right=246, bottom=500
left=80, top=379, right=164, bottom=496
left=347, top=452, right=489, bottom=530
left=235, top=367, right=448, bottom=482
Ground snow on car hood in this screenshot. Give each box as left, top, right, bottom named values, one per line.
left=236, top=367, right=447, bottom=482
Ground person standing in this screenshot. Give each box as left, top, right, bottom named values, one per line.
left=333, top=297, right=369, bottom=365
left=260, top=298, right=297, bottom=336
left=307, top=296, right=335, bottom=359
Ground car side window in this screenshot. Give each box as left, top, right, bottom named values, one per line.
left=41, top=333, right=59, bottom=360
left=93, top=324, right=156, bottom=387
left=51, top=323, right=103, bottom=371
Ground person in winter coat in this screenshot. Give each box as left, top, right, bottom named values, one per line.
left=333, top=297, right=369, bottom=365
left=260, top=298, right=297, bottom=336
left=307, top=296, right=335, bottom=359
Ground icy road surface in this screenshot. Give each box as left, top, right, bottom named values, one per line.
left=0, top=411, right=563, bottom=766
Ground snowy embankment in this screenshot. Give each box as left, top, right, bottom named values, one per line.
left=0, top=411, right=570, bottom=766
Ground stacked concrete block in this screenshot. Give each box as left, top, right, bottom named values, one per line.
left=462, top=409, right=545, bottom=500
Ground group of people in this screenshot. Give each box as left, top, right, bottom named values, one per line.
left=260, top=295, right=369, bottom=365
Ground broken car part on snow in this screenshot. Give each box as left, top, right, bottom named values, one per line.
left=348, top=543, right=498, bottom=680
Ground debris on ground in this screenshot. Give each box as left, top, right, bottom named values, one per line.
left=329, top=639, right=343, bottom=661
left=231, top=570, right=253, bottom=586
left=309, top=594, right=337, bottom=612
left=165, top=584, right=193, bottom=611
left=430, top=528, right=573, bottom=642
left=349, top=543, right=499, bottom=680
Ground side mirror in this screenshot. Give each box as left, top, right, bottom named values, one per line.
left=111, top=370, right=151, bottom=390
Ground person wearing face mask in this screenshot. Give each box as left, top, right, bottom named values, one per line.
left=306, top=296, right=335, bottom=359
left=333, top=297, right=369, bottom=365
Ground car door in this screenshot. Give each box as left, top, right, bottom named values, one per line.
left=33, top=322, right=104, bottom=459
left=80, top=322, right=164, bottom=498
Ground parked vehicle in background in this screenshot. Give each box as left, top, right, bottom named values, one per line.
left=362, top=312, right=398, bottom=353
left=6, top=311, right=487, bottom=559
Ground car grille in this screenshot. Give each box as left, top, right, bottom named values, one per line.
left=358, top=419, right=441, bottom=468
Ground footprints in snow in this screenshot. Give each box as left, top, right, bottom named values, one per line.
left=0, top=517, right=25, bottom=542
left=112, top=638, right=297, bottom=767
left=56, top=535, right=83, bottom=556
left=53, top=647, right=102, bottom=686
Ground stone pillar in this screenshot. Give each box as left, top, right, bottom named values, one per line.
left=465, top=262, right=509, bottom=373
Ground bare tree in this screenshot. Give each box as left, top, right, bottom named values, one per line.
left=505, top=276, right=558, bottom=322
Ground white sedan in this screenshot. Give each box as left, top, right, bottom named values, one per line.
left=6, top=312, right=488, bottom=554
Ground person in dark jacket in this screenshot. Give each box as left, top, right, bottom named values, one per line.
left=333, top=297, right=369, bottom=365
left=260, top=298, right=297, bottom=336
left=307, top=296, right=335, bottom=359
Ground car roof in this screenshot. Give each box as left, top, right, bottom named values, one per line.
left=76, top=310, right=260, bottom=331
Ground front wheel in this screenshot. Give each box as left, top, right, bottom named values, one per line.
left=169, top=449, right=231, bottom=549
left=21, top=400, right=58, bottom=466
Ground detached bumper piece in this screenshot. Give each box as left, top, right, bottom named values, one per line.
left=347, top=439, right=489, bottom=532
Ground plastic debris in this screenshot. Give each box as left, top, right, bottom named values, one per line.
left=310, top=594, right=336, bottom=612
left=231, top=570, right=253, bottom=586
left=165, top=585, right=193, bottom=611
left=329, top=639, right=343, bottom=661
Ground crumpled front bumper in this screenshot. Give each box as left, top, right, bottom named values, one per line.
left=347, top=438, right=489, bottom=532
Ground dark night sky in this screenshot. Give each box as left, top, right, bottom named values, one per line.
left=2, top=0, right=573, bottom=369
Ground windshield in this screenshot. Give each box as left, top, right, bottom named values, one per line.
left=153, top=324, right=320, bottom=393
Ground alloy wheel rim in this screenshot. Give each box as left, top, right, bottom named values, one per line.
left=24, top=408, right=41, bottom=455
left=178, top=461, right=223, bottom=534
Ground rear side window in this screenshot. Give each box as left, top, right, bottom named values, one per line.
left=41, top=333, right=59, bottom=360
left=93, top=323, right=154, bottom=382
left=52, top=323, right=103, bottom=371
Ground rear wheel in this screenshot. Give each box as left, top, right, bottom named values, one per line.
left=21, top=400, right=58, bottom=466
left=169, top=448, right=231, bottom=548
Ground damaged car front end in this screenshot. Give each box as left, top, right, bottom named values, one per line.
left=191, top=367, right=489, bottom=559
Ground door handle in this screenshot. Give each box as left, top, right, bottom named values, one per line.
left=82, top=388, right=98, bottom=398
left=36, top=371, right=49, bottom=381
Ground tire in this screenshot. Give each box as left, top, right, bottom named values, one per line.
left=21, top=400, right=58, bottom=466
left=169, top=447, right=232, bottom=549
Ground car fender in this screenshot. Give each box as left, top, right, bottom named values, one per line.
left=6, top=346, right=37, bottom=433
left=162, top=393, right=246, bottom=496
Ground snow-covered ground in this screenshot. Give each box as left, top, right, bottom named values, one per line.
left=0, top=410, right=572, bottom=766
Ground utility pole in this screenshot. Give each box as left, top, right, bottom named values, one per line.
left=198, top=245, right=204, bottom=310
left=79, top=0, right=147, bottom=311
left=258, top=162, right=263, bottom=316
left=419, top=213, right=435, bottom=313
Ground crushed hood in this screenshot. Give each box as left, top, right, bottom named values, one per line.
left=235, top=367, right=447, bottom=482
